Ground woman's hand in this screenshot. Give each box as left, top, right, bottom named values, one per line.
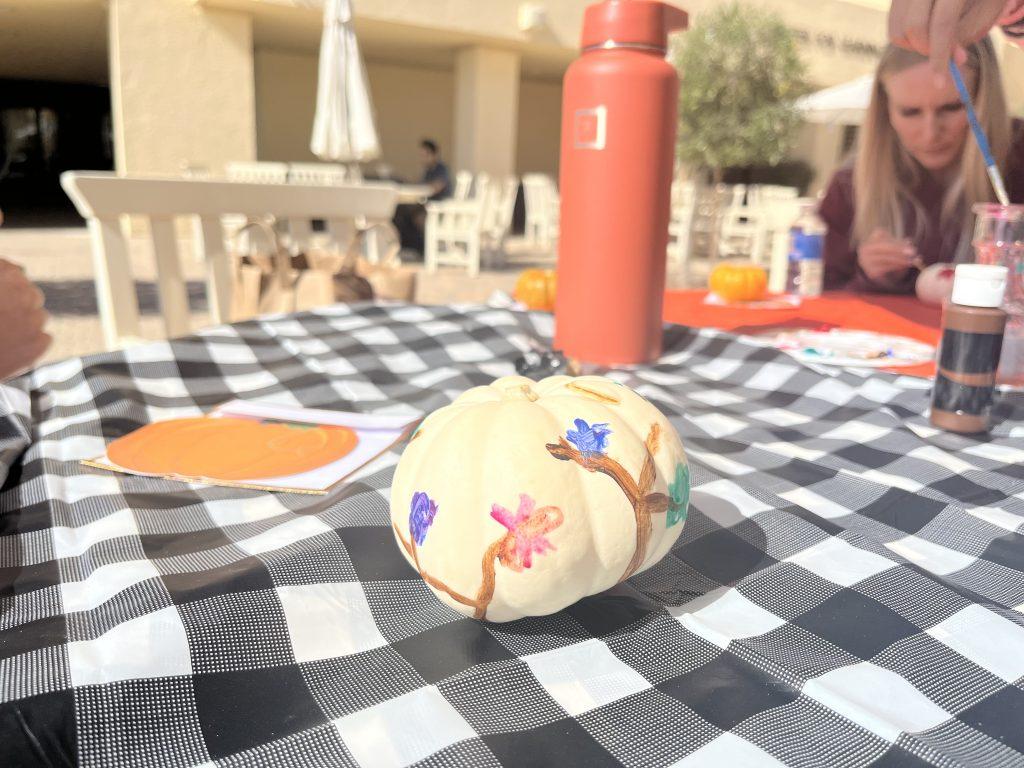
left=0, top=259, right=51, bottom=380
left=888, top=0, right=1006, bottom=73
left=857, top=228, right=919, bottom=285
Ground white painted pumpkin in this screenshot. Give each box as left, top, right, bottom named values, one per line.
left=389, top=374, right=690, bottom=622
left=916, top=263, right=956, bottom=306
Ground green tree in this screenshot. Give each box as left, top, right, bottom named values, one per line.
left=673, top=3, right=807, bottom=184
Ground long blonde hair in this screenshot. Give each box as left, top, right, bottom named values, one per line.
left=853, top=37, right=1011, bottom=255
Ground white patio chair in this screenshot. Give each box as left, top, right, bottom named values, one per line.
left=470, top=172, right=491, bottom=201
left=225, top=161, right=289, bottom=184
left=453, top=170, right=473, bottom=200
left=747, top=184, right=799, bottom=208
left=424, top=194, right=487, bottom=278
left=719, top=204, right=769, bottom=264
left=424, top=175, right=517, bottom=277
left=522, top=174, right=560, bottom=249
left=667, top=180, right=697, bottom=279
left=60, top=172, right=397, bottom=350
left=287, top=163, right=349, bottom=185
left=483, top=176, right=518, bottom=252
left=689, top=183, right=745, bottom=263
left=181, top=164, right=213, bottom=179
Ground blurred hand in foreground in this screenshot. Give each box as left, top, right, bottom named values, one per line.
left=888, top=0, right=1007, bottom=74
left=0, top=259, right=51, bottom=380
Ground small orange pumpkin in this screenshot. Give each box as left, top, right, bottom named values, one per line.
left=107, top=417, right=358, bottom=481
left=514, top=269, right=557, bottom=312
left=709, top=262, right=768, bottom=303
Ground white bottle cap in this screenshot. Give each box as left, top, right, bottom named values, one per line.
left=951, top=264, right=1008, bottom=308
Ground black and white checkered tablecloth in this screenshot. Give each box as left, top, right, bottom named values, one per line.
left=3, top=302, right=1024, bottom=768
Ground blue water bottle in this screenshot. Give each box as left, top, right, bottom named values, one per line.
left=785, top=200, right=825, bottom=297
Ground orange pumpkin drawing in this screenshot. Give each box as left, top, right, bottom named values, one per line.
left=107, top=417, right=359, bottom=481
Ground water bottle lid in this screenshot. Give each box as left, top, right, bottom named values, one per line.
left=951, top=264, right=1008, bottom=308
left=581, top=0, right=688, bottom=52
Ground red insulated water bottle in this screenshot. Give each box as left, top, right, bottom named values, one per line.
left=554, top=0, right=688, bottom=366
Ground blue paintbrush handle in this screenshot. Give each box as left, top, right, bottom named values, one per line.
left=948, top=60, right=995, bottom=166
left=949, top=60, right=1010, bottom=205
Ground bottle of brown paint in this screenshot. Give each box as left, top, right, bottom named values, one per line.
left=931, top=264, right=1008, bottom=434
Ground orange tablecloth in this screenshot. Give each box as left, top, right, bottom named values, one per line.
left=663, top=290, right=942, bottom=377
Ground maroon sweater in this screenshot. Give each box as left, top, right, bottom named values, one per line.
left=818, top=122, right=1024, bottom=293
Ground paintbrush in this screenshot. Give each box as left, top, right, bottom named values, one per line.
left=949, top=59, right=1011, bottom=206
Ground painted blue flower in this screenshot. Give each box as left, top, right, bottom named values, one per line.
left=666, top=463, right=690, bottom=528
left=409, top=491, right=438, bottom=546
left=566, top=419, right=612, bottom=457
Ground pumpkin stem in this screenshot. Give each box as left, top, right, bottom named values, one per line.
left=566, top=382, right=620, bottom=405
left=504, top=384, right=539, bottom=402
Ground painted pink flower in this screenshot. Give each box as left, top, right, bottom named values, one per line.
left=491, top=493, right=564, bottom=572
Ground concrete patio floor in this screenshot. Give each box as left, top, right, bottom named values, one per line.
left=0, top=227, right=704, bottom=364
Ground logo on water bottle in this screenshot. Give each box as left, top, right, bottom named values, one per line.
left=574, top=106, right=607, bottom=150
left=789, top=230, right=823, bottom=262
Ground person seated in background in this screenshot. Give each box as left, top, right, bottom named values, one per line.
left=0, top=258, right=51, bottom=380
left=394, top=139, right=453, bottom=255
left=419, top=139, right=452, bottom=201
left=819, top=1, right=1024, bottom=293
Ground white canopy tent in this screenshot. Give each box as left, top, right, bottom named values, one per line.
left=795, top=74, right=874, bottom=126
left=310, top=0, right=381, bottom=172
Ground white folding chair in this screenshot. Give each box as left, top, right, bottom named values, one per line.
left=60, top=172, right=398, bottom=350
left=748, top=184, right=799, bottom=208
left=667, top=180, right=697, bottom=279
left=689, top=183, right=742, bottom=263
left=424, top=195, right=488, bottom=278
left=225, top=161, right=289, bottom=184
left=470, top=172, right=491, bottom=201
left=287, top=163, right=349, bottom=186
left=719, top=206, right=768, bottom=264
left=453, top=171, right=473, bottom=201
left=424, top=174, right=516, bottom=277
left=483, top=176, right=518, bottom=252
left=522, top=174, right=560, bottom=249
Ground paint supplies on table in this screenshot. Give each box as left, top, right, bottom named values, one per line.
left=972, top=203, right=1024, bottom=385
left=930, top=265, right=1008, bottom=434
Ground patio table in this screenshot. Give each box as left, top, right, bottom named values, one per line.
left=395, top=184, right=434, bottom=204
left=3, top=302, right=1024, bottom=767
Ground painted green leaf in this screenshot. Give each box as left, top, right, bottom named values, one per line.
left=667, top=463, right=690, bottom=528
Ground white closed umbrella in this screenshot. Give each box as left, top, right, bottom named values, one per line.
left=310, top=0, right=380, bottom=166
left=796, top=74, right=874, bottom=126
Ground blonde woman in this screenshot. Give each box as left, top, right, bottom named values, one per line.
left=819, top=34, right=1024, bottom=292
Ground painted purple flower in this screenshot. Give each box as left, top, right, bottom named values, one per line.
left=566, top=418, right=611, bottom=457
left=409, top=491, right=438, bottom=546
left=491, top=494, right=563, bottom=572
